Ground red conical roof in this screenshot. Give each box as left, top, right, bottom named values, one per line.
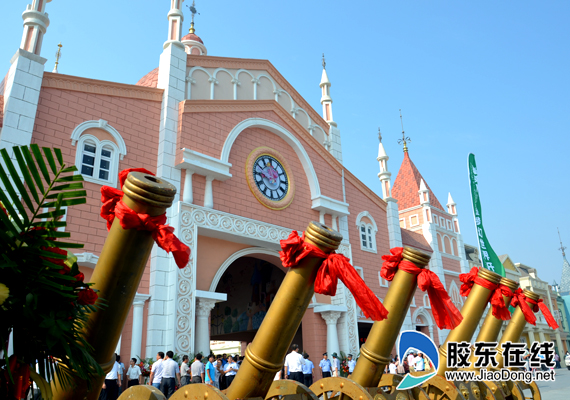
left=392, top=152, right=444, bottom=211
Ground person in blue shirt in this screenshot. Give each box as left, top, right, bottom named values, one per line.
left=347, top=354, right=356, bottom=375
left=205, top=354, right=217, bottom=387
left=302, top=353, right=314, bottom=387
left=319, top=353, right=332, bottom=378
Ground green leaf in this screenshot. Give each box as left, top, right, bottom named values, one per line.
left=0, top=189, right=25, bottom=230
left=43, top=198, right=87, bottom=208
left=13, top=147, right=40, bottom=203
left=35, top=210, right=66, bottom=219
left=55, top=175, right=85, bottom=182
left=45, top=190, right=87, bottom=200
left=51, top=182, right=84, bottom=191
left=54, top=148, right=64, bottom=166
left=61, top=166, right=79, bottom=173
left=30, top=144, right=52, bottom=181
left=21, top=146, right=45, bottom=194
left=0, top=149, right=34, bottom=212
left=41, top=146, right=58, bottom=175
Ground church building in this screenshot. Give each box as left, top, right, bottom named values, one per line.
left=1, top=1, right=480, bottom=378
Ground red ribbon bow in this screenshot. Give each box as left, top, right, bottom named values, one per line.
left=279, top=231, right=388, bottom=321
left=510, top=288, right=537, bottom=325
left=100, top=168, right=190, bottom=269
left=381, top=247, right=463, bottom=330
left=527, top=297, right=559, bottom=330
left=459, top=267, right=512, bottom=321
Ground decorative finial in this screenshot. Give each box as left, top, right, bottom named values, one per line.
left=558, top=228, right=566, bottom=257
left=378, top=127, right=382, bottom=143
left=187, top=0, right=199, bottom=34
left=397, top=109, right=411, bottom=153
left=322, top=53, right=326, bottom=70
left=52, top=42, right=62, bottom=73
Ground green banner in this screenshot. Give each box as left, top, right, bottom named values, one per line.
left=468, top=154, right=505, bottom=277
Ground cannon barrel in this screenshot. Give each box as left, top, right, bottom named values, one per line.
left=494, top=289, right=540, bottom=369
left=467, top=277, right=519, bottom=368
left=437, top=268, right=502, bottom=376
left=225, top=222, right=342, bottom=400
left=350, top=246, right=432, bottom=388
left=52, top=172, right=178, bottom=400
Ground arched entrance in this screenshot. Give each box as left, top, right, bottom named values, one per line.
left=210, top=255, right=303, bottom=350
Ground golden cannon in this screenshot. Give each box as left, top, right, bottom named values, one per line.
left=50, top=169, right=383, bottom=400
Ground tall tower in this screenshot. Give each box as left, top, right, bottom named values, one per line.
left=1, top=0, right=52, bottom=159
left=558, top=230, right=570, bottom=296
left=319, top=55, right=343, bottom=163
left=377, top=128, right=402, bottom=248
left=148, top=0, right=189, bottom=357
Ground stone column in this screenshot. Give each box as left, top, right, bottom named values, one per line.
left=195, top=298, right=217, bottom=356
left=538, top=331, right=546, bottom=343
left=204, top=176, right=214, bottom=208
left=183, top=171, right=193, bottom=204
left=131, top=293, right=150, bottom=359
left=194, top=290, right=227, bottom=356
left=320, top=311, right=342, bottom=357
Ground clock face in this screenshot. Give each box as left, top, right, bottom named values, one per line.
left=253, top=155, right=289, bottom=201
left=246, top=147, right=295, bottom=210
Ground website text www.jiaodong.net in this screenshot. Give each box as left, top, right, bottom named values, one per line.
left=444, top=369, right=555, bottom=384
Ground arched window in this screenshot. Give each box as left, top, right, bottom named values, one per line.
left=356, top=211, right=378, bottom=253
left=423, top=293, right=431, bottom=308
left=71, top=120, right=127, bottom=187
left=449, top=281, right=463, bottom=310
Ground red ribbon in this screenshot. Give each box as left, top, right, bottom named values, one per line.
left=4, top=355, right=30, bottom=399
left=527, top=297, right=559, bottom=330
left=381, top=247, right=463, bottom=330
left=510, top=288, right=537, bottom=325
left=100, top=168, right=190, bottom=269
left=459, top=267, right=513, bottom=321
left=279, top=231, right=388, bottom=321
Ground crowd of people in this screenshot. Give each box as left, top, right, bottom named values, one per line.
left=99, top=347, right=434, bottom=400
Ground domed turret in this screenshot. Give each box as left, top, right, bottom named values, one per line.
left=182, top=23, right=207, bottom=55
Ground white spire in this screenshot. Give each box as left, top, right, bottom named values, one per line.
left=419, top=179, right=430, bottom=205
left=447, top=192, right=457, bottom=214
left=377, top=128, right=392, bottom=199
left=320, top=54, right=335, bottom=126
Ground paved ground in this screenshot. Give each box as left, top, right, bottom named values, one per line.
left=534, top=366, right=570, bottom=400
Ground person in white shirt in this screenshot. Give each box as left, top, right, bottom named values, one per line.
left=148, top=352, right=164, bottom=389
left=331, top=353, right=340, bottom=377
left=160, top=351, right=180, bottom=399
left=284, top=344, right=305, bottom=383
left=414, top=353, right=425, bottom=372
left=215, top=356, right=223, bottom=388
left=127, top=358, right=142, bottom=387
left=347, top=354, right=356, bottom=375
left=191, top=353, right=205, bottom=383
left=104, top=355, right=121, bottom=400
left=302, top=353, right=314, bottom=387
left=388, top=360, right=397, bottom=374
left=180, top=355, right=190, bottom=386
left=223, top=355, right=239, bottom=386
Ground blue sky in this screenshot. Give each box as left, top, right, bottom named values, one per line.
left=1, top=1, right=569, bottom=285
